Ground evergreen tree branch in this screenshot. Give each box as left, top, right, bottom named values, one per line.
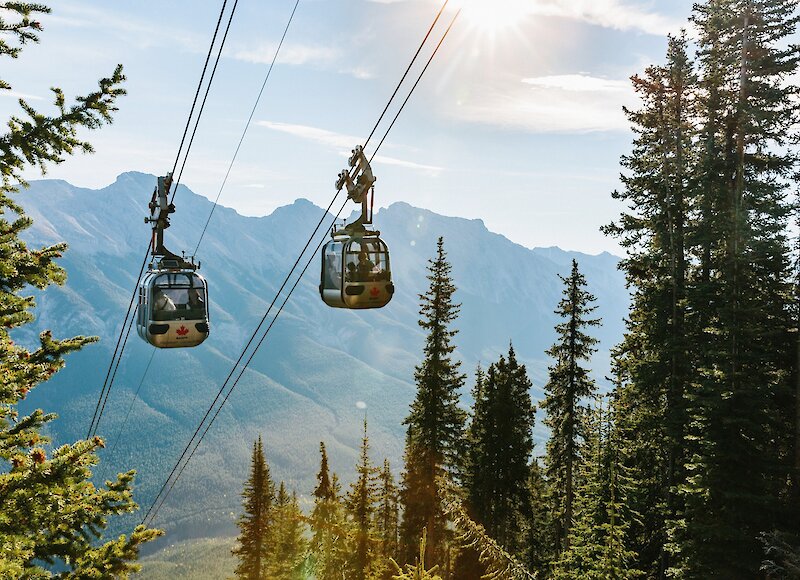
left=438, top=477, right=536, bottom=580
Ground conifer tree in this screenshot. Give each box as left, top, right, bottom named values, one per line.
left=523, top=458, right=553, bottom=575
left=0, top=4, right=161, bottom=576
left=453, top=364, right=488, bottom=580
left=552, top=398, right=639, bottom=579
left=375, top=459, right=400, bottom=580
left=463, top=345, right=536, bottom=555
left=672, top=1, right=799, bottom=575
left=400, top=237, right=467, bottom=567
left=602, top=33, right=698, bottom=576
left=541, top=259, right=601, bottom=553
left=439, top=478, right=535, bottom=580
left=391, top=530, right=444, bottom=580
left=310, top=442, right=349, bottom=579
left=346, top=419, right=379, bottom=580
left=233, top=436, right=275, bottom=580
left=267, top=483, right=307, bottom=579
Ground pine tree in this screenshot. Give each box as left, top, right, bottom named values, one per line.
left=391, top=530, right=444, bottom=580
left=672, top=1, right=799, bottom=575
left=233, top=436, right=275, bottom=580
left=267, top=483, right=307, bottom=579
left=541, top=259, right=601, bottom=554
left=375, top=459, right=400, bottom=580
left=345, top=419, right=379, bottom=580
left=0, top=4, right=161, bottom=577
left=453, top=365, right=488, bottom=580
left=463, top=345, right=536, bottom=555
left=400, top=237, right=467, bottom=567
left=602, top=33, right=698, bottom=576
left=552, top=398, right=639, bottom=579
left=310, top=442, right=350, bottom=579
left=523, top=458, right=553, bottom=576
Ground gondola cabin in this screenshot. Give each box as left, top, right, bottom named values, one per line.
left=137, top=265, right=210, bottom=348
left=320, top=235, right=394, bottom=309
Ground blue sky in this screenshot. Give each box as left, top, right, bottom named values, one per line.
left=1, top=0, right=716, bottom=253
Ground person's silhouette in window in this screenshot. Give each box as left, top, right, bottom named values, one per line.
left=357, top=251, right=375, bottom=281
left=187, top=288, right=204, bottom=313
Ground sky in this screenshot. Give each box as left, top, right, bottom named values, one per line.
left=0, top=0, right=721, bottom=254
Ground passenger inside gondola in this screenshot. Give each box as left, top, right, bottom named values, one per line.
left=154, top=289, right=176, bottom=316
left=357, top=251, right=375, bottom=280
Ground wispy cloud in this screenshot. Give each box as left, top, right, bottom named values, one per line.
left=257, top=120, right=443, bottom=173
left=373, top=155, right=442, bottom=173
left=48, top=2, right=202, bottom=51
left=257, top=120, right=360, bottom=149
left=232, top=43, right=338, bottom=67
left=451, top=73, right=637, bottom=133
left=526, top=0, right=683, bottom=36
left=522, top=74, right=630, bottom=93
left=231, top=42, right=374, bottom=79
left=0, top=90, right=44, bottom=101
left=380, top=0, right=682, bottom=36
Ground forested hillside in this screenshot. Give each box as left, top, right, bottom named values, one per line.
left=16, top=173, right=626, bottom=542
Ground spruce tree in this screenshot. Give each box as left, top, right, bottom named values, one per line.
left=345, top=419, right=379, bottom=580
left=541, top=259, right=601, bottom=554
left=602, top=33, right=697, bottom=576
left=523, top=458, right=553, bottom=576
left=673, top=1, right=799, bottom=575
left=375, top=459, right=400, bottom=580
left=552, top=398, right=639, bottom=579
left=267, top=483, right=307, bottom=579
left=310, top=442, right=349, bottom=579
left=400, top=237, right=467, bottom=567
left=0, top=4, right=161, bottom=577
left=463, top=345, right=536, bottom=555
left=233, top=436, right=275, bottom=580
left=391, top=530, right=444, bottom=580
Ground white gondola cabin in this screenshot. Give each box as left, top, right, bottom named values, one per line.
left=137, top=173, right=210, bottom=348
left=320, top=145, right=394, bottom=310
left=320, top=234, right=393, bottom=309
left=137, top=264, right=209, bottom=348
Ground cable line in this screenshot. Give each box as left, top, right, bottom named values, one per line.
left=90, top=305, right=137, bottom=438
left=108, top=348, right=157, bottom=457
left=143, top=190, right=341, bottom=526
left=142, top=4, right=460, bottom=527
left=371, top=8, right=461, bottom=162
left=194, top=0, right=302, bottom=255
left=103, top=0, right=298, bottom=471
left=170, top=0, right=241, bottom=205
left=363, top=0, right=450, bottom=148
left=145, top=198, right=349, bottom=527
left=169, top=0, right=230, bottom=183
left=88, top=0, right=236, bottom=440
left=87, top=247, right=148, bottom=439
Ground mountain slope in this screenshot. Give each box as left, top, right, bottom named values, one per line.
left=16, top=172, right=627, bottom=543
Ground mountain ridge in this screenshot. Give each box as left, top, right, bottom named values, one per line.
left=16, top=172, right=628, bottom=543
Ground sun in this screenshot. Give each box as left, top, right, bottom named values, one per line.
left=453, top=0, right=532, bottom=34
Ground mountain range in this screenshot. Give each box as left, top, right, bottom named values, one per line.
left=17, top=171, right=627, bottom=545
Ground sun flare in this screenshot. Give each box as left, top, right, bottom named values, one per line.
left=453, top=0, right=532, bottom=34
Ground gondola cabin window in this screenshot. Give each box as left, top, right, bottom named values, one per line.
left=345, top=239, right=390, bottom=283
left=152, top=272, right=207, bottom=321
left=323, top=242, right=343, bottom=291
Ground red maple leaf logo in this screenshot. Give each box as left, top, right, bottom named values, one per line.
left=370, top=287, right=380, bottom=297
left=176, top=325, right=189, bottom=336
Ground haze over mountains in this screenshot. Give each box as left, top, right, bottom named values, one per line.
left=17, top=172, right=627, bottom=542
